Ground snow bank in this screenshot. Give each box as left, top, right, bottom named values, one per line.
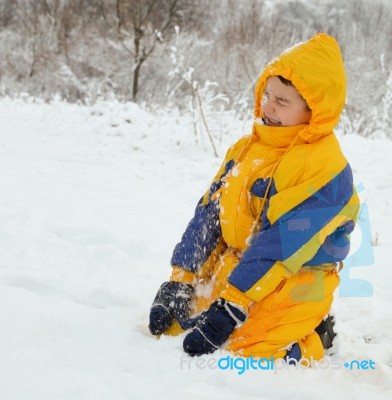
left=0, top=98, right=391, bottom=399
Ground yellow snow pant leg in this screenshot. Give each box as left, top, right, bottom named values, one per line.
left=227, top=268, right=340, bottom=361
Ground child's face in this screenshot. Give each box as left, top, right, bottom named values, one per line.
left=261, top=76, right=312, bottom=127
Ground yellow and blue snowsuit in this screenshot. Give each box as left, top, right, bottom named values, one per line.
left=169, top=33, right=359, bottom=360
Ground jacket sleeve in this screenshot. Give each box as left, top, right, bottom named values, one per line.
left=226, top=161, right=360, bottom=303
left=170, top=137, right=249, bottom=274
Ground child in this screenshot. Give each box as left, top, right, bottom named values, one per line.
left=148, top=33, right=359, bottom=362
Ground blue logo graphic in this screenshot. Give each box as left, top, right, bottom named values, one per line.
left=277, top=179, right=374, bottom=298
left=339, top=201, right=374, bottom=297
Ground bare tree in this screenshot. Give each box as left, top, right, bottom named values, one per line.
left=14, top=0, right=71, bottom=77
left=0, top=0, right=16, bottom=28
left=115, top=0, right=186, bottom=101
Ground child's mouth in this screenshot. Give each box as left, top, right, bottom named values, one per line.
left=264, top=115, right=282, bottom=126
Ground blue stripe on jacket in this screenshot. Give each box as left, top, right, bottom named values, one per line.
left=228, top=164, right=355, bottom=292
left=304, top=220, right=355, bottom=266
left=171, top=160, right=234, bottom=272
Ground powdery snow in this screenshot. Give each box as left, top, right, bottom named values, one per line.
left=0, top=97, right=391, bottom=399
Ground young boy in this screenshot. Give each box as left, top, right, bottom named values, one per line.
left=148, top=33, right=359, bottom=362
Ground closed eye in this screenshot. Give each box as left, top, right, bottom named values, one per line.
left=276, top=97, right=290, bottom=106
left=262, top=91, right=290, bottom=107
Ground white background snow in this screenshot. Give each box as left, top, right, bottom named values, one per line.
left=0, top=97, right=391, bottom=399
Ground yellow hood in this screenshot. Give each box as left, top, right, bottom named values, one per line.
left=254, top=33, right=346, bottom=143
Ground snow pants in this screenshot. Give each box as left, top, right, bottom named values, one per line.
left=167, top=243, right=340, bottom=360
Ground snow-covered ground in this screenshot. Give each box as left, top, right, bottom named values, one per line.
left=0, top=97, right=391, bottom=399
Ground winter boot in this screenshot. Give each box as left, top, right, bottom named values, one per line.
left=315, top=314, right=339, bottom=356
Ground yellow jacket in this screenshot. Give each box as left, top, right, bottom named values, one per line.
left=170, top=33, right=359, bottom=308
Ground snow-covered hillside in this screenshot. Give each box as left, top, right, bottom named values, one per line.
left=0, top=98, right=391, bottom=399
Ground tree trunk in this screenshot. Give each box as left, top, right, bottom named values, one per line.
left=132, top=61, right=141, bottom=101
